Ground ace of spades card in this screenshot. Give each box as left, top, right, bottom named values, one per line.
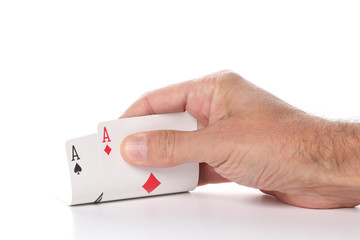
left=63, top=134, right=104, bottom=205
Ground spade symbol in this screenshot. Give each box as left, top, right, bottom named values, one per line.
left=74, top=163, right=82, bottom=175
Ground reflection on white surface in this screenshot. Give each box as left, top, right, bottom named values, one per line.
left=70, top=184, right=360, bottom=240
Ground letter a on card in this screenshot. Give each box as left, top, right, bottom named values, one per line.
left=71, top=145, right=80, bottom=161
left=102, top=127, right=111, bottom=143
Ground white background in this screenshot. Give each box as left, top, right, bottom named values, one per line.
left=1, top=1, right=360, bottom=239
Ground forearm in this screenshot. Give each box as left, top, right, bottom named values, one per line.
left=305, top=118, right=360, bottom=207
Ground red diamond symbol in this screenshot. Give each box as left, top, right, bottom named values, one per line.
left=142, top=173, right=161, bottom=193
left=104, top=145, right=112, bottom=155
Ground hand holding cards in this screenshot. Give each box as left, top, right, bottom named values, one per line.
left=60, top=112, right=199, bottom=205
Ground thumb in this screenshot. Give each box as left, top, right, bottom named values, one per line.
left=120, top=129, right=220, bottom=167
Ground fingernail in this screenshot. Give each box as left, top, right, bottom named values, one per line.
left=124, top=135, right=148, bottom=161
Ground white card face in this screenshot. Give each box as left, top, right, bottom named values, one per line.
left=64, top=134, right=103, bottom=205
left=97, top=112, right=199, bottom=202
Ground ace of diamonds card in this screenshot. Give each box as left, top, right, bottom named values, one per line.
left=97, top=112, right=199, bottom=202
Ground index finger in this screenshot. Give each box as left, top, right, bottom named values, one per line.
left=119, top=78, right=212, bottom=126
left=120, top=80, right=190, bottom=117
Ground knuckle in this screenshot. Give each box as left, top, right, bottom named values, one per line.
left=217, top=69, right=234, bottom=75
left=141, top=95, right=156, bottom=115
left=140, top=90, right=151, bottom=98
left=203, top=70, right=243, bottom=89
left=218, top=70, right=243, bottom=84
left=153, top=130, right=177, bottom=166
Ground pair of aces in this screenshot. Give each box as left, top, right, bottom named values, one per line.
left=62, top=112, right=199, bottom=205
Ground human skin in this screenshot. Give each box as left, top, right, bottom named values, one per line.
left=119, top=70, right=360, bottom=209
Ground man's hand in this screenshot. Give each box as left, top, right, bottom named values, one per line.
left=120, top=70, right=360, bottom=209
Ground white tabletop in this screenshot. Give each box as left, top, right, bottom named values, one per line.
left=4, top=183, right=359, bottom=240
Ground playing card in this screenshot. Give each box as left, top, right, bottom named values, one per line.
left=97, top=112, right=199, bottom=202
left=63, top=134, right=103, bottom=205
